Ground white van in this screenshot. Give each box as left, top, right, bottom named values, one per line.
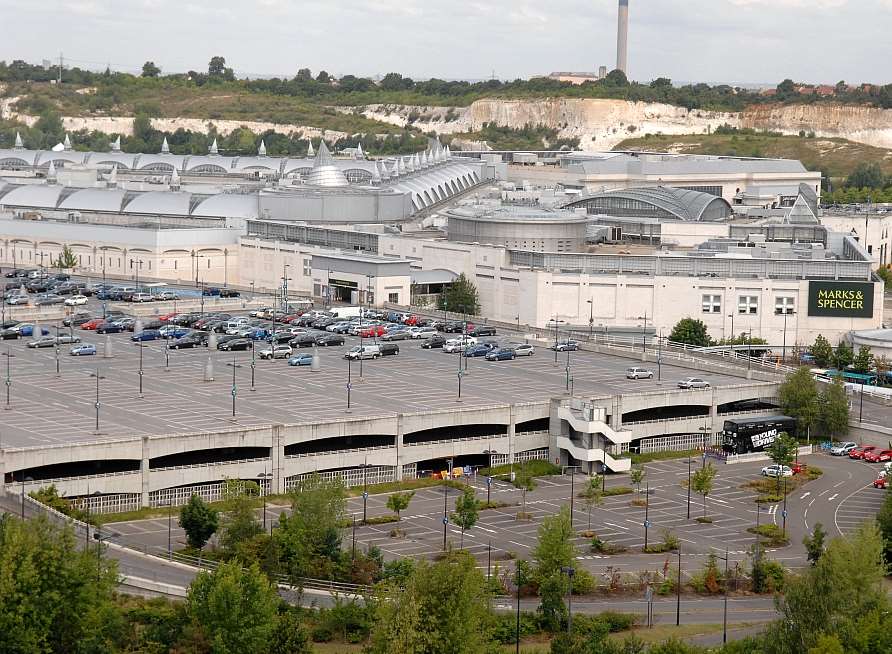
left=344, top=344, right=380, bottom=360
left=443, top=337, right=477, bottom=353
left=331, top=306, right=363, bottom=319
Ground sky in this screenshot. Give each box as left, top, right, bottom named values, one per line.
left=1, top=0, right=890, bottom=85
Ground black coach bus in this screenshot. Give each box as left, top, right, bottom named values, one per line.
left=722, top=416, right=797, bottom=455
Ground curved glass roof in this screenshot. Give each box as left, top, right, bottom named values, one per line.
left=58, top=188, right=127, bottom=212
left=191, top=194, right=259, bottom=219
left=35, top=151, right=88, bottom=167
left=562, top=186, right=731, bottom=221
left=0, top=184, right=63, bottom=208
left=122, top=190, right=192, bottom=215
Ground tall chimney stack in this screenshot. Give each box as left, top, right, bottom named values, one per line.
left=616, top=0, right=629, bottom=76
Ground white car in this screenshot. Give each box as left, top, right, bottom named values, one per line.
left=409, top=327, right=438, bottom=339
left=443, top=337, right=477, bottom=353
left=64, top=294, right=88, bottom=306
left=626, top=367, right=654, bottom=380
left=830, top=441, right=857, bottom=456
left=512, top=344, right=535, bottom=357
left=760, top=464, right=793, bottom=478
left=258, top=344, right=293, bottom=360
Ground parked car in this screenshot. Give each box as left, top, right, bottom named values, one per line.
left=760, top=464, right=793, bottom=478
left=35, top=294, right=64, bottom=306
left=258, top=344, right=293, bottom=360
left=290, top=333, right=319, bottom=348
left=849, top=446, right=878, bottom=460
left=511, top=343, right=535, bottom=357
left=70, top=343, right=97, bottom=356
left=16, top=324, right=50, bottom=337
left=409, top=327, right=438, bottom=340
left=360, top=325, right=387, bottom=338
left=626, top=367, right=654, bottom=380
left=677, top=377, right=710, bottom=389
left=288, top=353, right=314, bottom=366
left=865, top=449, right=892, bottom=463
left=159, top=325, right=191, bottom=339
left=381, top=330, right=410, bottom=342
left=219, top=288, right=241, bottom=298
left=27, top=336, right=58, bottom=348
left=464, top=344, right=496, bottom=358
left=443, top=337, right=477, bottom=353
left=830, top=441, right=858, bottom=456
left=344, top=345, right=380, bottom=360
left=470, top=325, right=497, bottom=337
left=169, top=335, right=204, bottom=349
left=551, top=340, right=579, bottom=352
left=219, top=338, right=254, bottom=352
left=875, top=476, right=888, bottom=489
left=379, top=343, right=400, bottom=356
left=421, top=334, right=447, bottom=349
left=316, top=334, right=345, bottom=347
left=131, top=329, right=162, bottom=342
left=0, top=328, right=19, bottom=340
left=5, top=295, right=29, bottom=305
left=96, top=322, right=124, bottom=334
left=485, top=348, right=516, bottom=361
left=80, top=318, right=105, bottom=330
left=56, top=334, right=81, bottom=344
left=155, top=290, right=178, bottom=301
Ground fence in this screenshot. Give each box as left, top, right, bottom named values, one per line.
left=515, top=447, right=550, bottom=463
left=149, top=479, right=254, bottom=508
left=69, top=493, right=141, bottom=515
left=638, top=432, right=720, bottom=454
left=285, top=465, right=395, bottom=491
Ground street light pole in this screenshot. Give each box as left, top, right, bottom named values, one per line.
left=90, top=369, right=105, bottom=434
left=442, top=458, right=453, bottom=550
left=643, top=482, right=650, bottom=550
left=676, top=546, right=682, bottom=626
left=687, top=455, right=692, bottom=519
left=3, top=349, right=13, bottom=410
left=587, top=299, right=593, bottom=339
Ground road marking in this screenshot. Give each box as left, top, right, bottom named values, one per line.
left=800, top=492, right=810, bottom=500
left=827, top=494, right=838, bottom=502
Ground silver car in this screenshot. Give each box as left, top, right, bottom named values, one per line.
left=677, top=377, right=710, bottom=389
left=511, top=344, right=535, bottom=357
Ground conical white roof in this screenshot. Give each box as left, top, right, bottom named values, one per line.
left=306, top=140, right=349, bottom=187
left=406, top=155, right=415, bottom=173
left=170, top=166, right=180, bottom=187
left=390, top=160, right=400, bottom=178
left=258, top=140, right=267, bottom=156
left=356, top=142, right=364, bottom=160
left=161, top=136, right=170, bottom=154
left=63, top=134, right=71, bottom=151
left=398, top=157, right=407, bottom=175
left=108, top=165, right=117, bottom=186
left=14, top=132, right=23, bottom=149
left=111, top=135, right=121, bottom=152
left=209, top=138, right=218, bottom=155
left=370, top=162, right=381, bottom=184
left=47, top=160, right=57, bottom=180
left=307, top=140, right=315, bottom=157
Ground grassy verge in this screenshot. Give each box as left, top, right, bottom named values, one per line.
left=631, top=449, right=701, bottom=465
left=743, top=466, right=823, bottom=503
left=747, top=524, right=790, bottom=546
left=603, top=486, right=634, bottom=497
left=479, top=460, right=561, bottom=490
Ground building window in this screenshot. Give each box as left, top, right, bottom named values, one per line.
left=388, top=292, right=399, bottom=303
left=738, top=295, right=758, bottom=315
left=303, top=258, right=311, bottom=276
left=775, top=297, right=795, bottom=315
left=701, top=294, right=721, bottom=313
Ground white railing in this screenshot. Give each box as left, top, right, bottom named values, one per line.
left=285, top=444, right=392, bottom=459
left=624, top=408, right=773, bottom=428
left=638, top=432, right=721, bottom=454
left=515, top=447, right=550, bottom=463
left=152, top=457, right=270, bottom=473
left=404, top=433, right=505, bottom=447
left=69, top=493, right=142, bottom=515
left=20, top=470, right=141, bottom=487
left=285, top=465, right=395, bottom=490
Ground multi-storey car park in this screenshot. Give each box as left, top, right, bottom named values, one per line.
left=0, top=310, right=784, bottom=513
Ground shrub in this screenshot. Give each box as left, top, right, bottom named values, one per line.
left=603, top=486, right=634, bottom=497
left=596, top=610, right=637, bottom=632
left=751, top=557, right=786, bottom=593
left=591, top=536, right=627, bottom=554
left=747, top=524, right=790, bottom=546
left=690, top=554, right=722, bottom=594
left=695, top=516, right=714, bottom=523
left=571, top=568, right=596, bottom=595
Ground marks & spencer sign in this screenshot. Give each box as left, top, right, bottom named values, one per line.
left=807, top=281, right=874, bottom=318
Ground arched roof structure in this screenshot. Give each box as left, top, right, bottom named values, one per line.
left=561, top=186, right=732, bottom=222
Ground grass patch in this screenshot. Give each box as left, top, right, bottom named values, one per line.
left=347, top=478, right=466, bottom=497
left=591, top=536, right=628, bottom=555
left=477, top=500, right=515, bottom=511
left=642, top=543, right=675, bottom=554
left=603, top=486, right=634, bottom=497
left=743, top=466, right=823, bottom=503
left=695, top=516, right=714, bottom=523
left=631, top=449, right=701, bottom=465
left=362, top=515, right=399, bottom=526
left=747, top=524, right=790, bottom=546
left=480, top=460, right=561, bottom=490
left=630, top=499, right=647, bottom=507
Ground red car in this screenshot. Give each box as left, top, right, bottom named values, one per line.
left=361, top=325, right=386, bottom=338
left=791, top=462, right=808, bottom=475
left=403, top=315, right=420, bottom=326
left=850, top=446, right=878, bottom=460
left=80, top=318, right=105, bottom=330
left=874, top=476, right=887, bottom=489
left=865, top=449, right=892, bottom=463
left=158, top=312, right=179, bottom=322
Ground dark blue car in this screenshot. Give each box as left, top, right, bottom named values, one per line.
left=485, top=348, right=516, bottom=361
left=131, top=329, right=162, bottom=342
left=96, top=322, right=124, bottom=334
left=463, top=344, right=495, bottom=358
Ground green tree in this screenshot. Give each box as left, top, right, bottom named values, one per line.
left=765, top=523, right=889, bottom=654
left=276, top=473, right=346, bottom=580
left=54, top=244, right=77, bottom=269
left=219, top=482, right=263, bottom=558
left=141, top=61, right=161, bottom=78
left=852, top=345, right=873, bottom=373
left=437, top=273, right=480, bottom=315
left=366, top=551, right=495, bottom=654
left=803, top=523, right=827, bottom=566
left=811, top=334, right=833, bottom=368
left=580, top=476, right=604, bottom=531
left=833, top=341, right=853, bottom=370
left=295, top=68, right=313, bottom=81
left=777, top=366, right=820, bottom=439
left=187, top=561, right=280, bottom=654
left=668, top=318, right=711, bottom=346
left=34, top=109, right=64, bottom=147
left=179, top=494, right=219, bottom=550
left=768, top=432, right=798, bottom=468
left=819, top=378, right=850, bottom=438
left=208, top=56, right=227, bottom=77
left=386, top=491, right=415, bottom=520
left=0, top=515, right=119, bottom=653
left=451, top=487, right=479, bottom=548
left=876, top=486, right=892, bottom=565
left=691, top=463, right=717, bottom=519
left=630, top=466, right=645, bottom=499
left=533, top=506, right=575, bottom=582
left=846, top=161, right=885, bottom=189
left=269, top=607, right=313, bottom=653
left=537, top=572, right=569, bottom=633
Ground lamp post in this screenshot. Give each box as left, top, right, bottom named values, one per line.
left=227, top=354, right=241, bottom=418
left=747, top=327, right=753, bottom=373
left=565, top=342, right=572, bottom=393
left=137, top=340, right=145, bottom=399
left=20, top=475, right=33, bottom=519
left=442, top=458, right=453, bottom=550
left=777, top=308, right=795, bottom=363
left=133, top=258, right=144, bottom=290
left=587, top=299, right=594, bottom=339
left=166, top=501, right=173, bottom=560
left=3, top=349, right=13, bottom=410
left=638, top=312, right=648, bottom=352
left=345, top=356, right=353, bottom=413
left=258, top=471, right=273, bottom=532
left=360, top=457, right=371, bottom=523
left=250, top=343, right=256, bottom=392
left=549, top=317, right=565, bottom=365
left=54, top=325, right=61, bottom=376
left=713, top=547, right=730, bottom=644
left=657, top=329, right=663, bottom=381
left=90, top=369, right=105, bottom=434
left=561, top=566, right=576, bottom=635
left=483, top=449, right=497, bottom=504
left=686, top=455, right=692, bottom=519
left=643, top=482, right=650, bottom=550
left=728, top=313, right=735, bottom=348
left=676, top=546, right=682, bottom=626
